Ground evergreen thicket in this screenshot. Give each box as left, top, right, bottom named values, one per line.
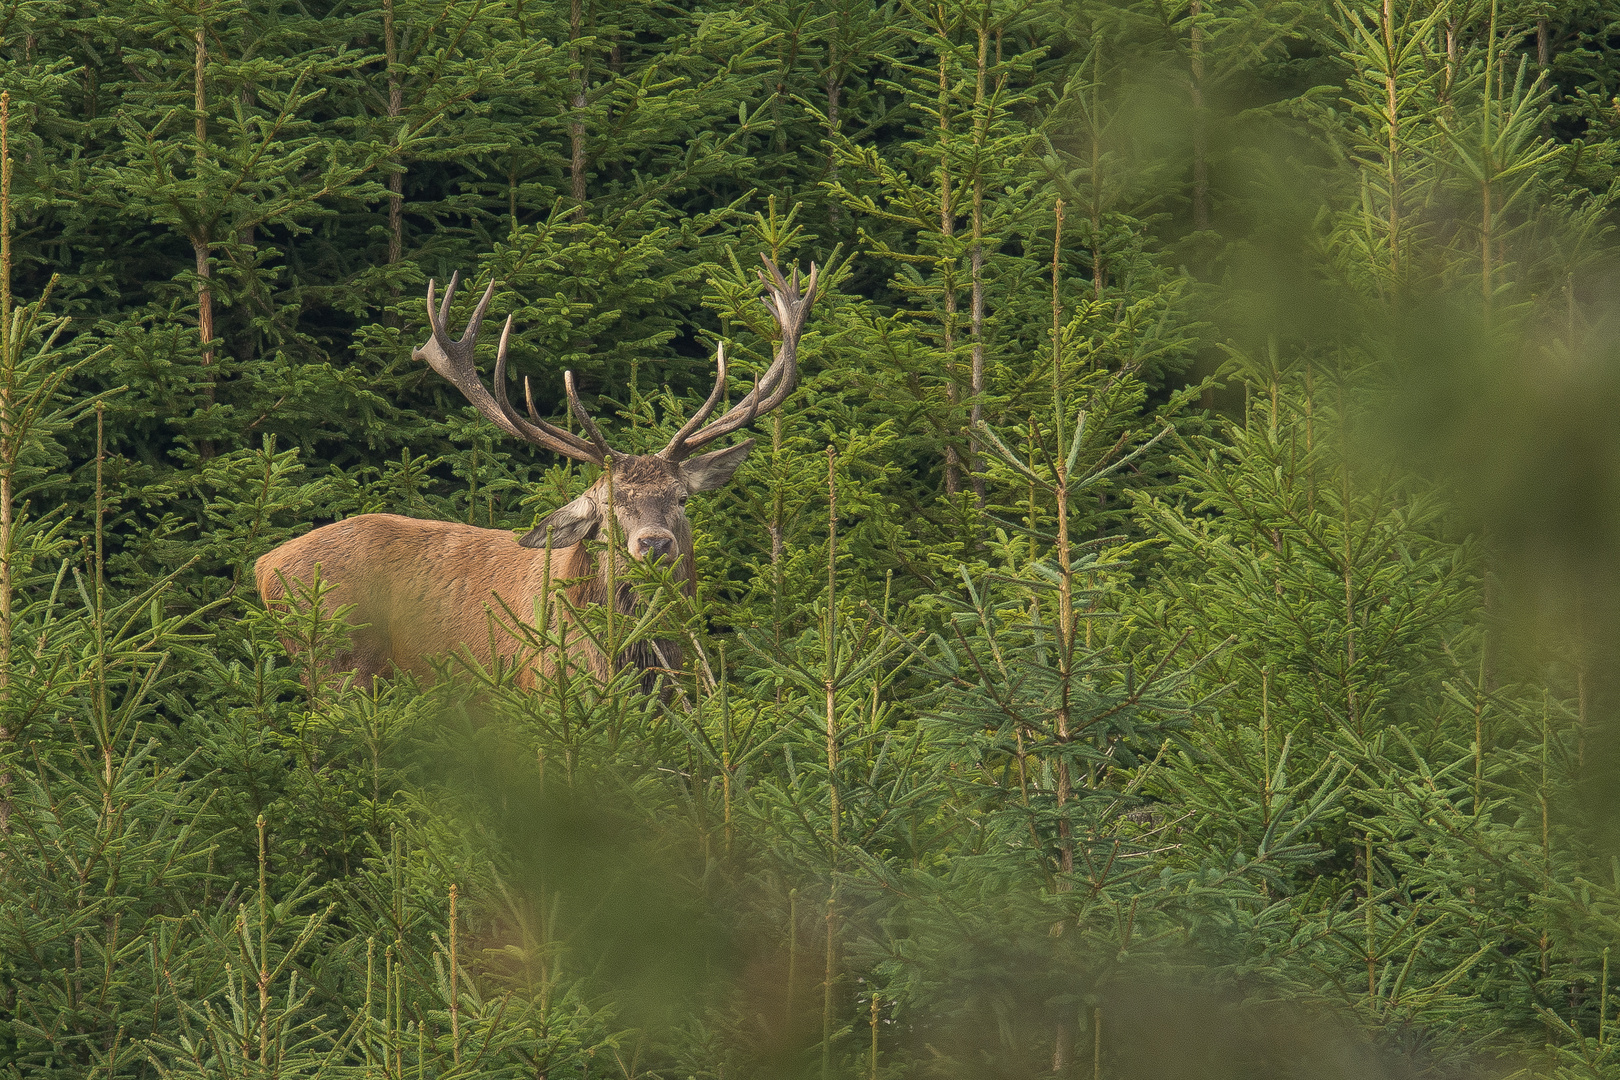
left=2, top=1, right=1619, bottom=1077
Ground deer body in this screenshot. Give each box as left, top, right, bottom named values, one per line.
left=256, top=513, right=682, bottom=686
left=255, top=259, right=817, bottom=688
left=258, top=514, right=572, bottom=685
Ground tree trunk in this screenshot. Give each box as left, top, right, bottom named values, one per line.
left=1443, top=15, right=1458, bottom=104
left=1052, top=1025, right=1074, bottom=1077
left=194, top=15, right=216, bottom=458
left=1482, top=0, right=1498, bottom=323
left=195, top=21, right=212, bottom=373
left=1050, top=198, right=1072, bottom=880
left=569, top=0, right=588, bottom=222
left=385, top=0, right=404, bottom=267
left=969, top=25, right=988, bottom=508
left=1189, top=0, right=1212, bottom=410
left=1055, top=457, right=1075, bottom=877
left=1537, top=17, right=1551, bottom=139
left=826, top=34, right=841, bottom=224
left=938, top=40, right=960, bottom=496
left=773, top=20, right=804, bottom=157
left=0, top=92, right=13, bottom=833
left=1090, top=53, right=1104, bottom=301
left=1382, top=0, right=1399, bottom=284
left=1189, top=0, right=1208, bottom=231
left=236, top=82, right=262, bottom=360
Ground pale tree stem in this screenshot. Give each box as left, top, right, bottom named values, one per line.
left=194, top=11, right=216, bottom=459
left=0, top=90, right=12, bottom=695
left=0, top=91, right=12, bottom=833
left=1382, top=0, right=1399, bottom=284
left=1537, top=17, right=1552, bottom=138
left=195, top=15, right=211, bottom=364
left=1055, top=448, right=1073, bottom=875
left=96, top=403, right=109, bottom=797
left=821, top=886, right=838, bottom=1080
left=257, top=816, right=270, bottom=1060
left=1050, top=203, right=1074, bottom=1079
left=1189, top=0, right=1208, bottom=231
left=823, top=452, right=842, bottom=1075
left=1189, top=0, right=1213, bottom=409
left=1053, top=1024, right=1073, bottom=1076
left=1092, top=1006, right=1103, bottom=1078
left=450, top=883, right=462, bottom=1068
left=825, top=444, right=839, bottom=846
left=1443, top=16, right=1458, bottom=104
left=869, top=990, right=880, bottom=1080
left=1482, top=0, right=1497, bottom=322
left=194, top=236, right=213, bottom=368
left=1090, top=41, right=1104, bottom=301
left=1478, top=175, right=1491, bottom=295
left=938, top=15, right=960, bottom=495
left=1365, top=834, right=1376, bottom=1001
left=1051, top=196, right=1073, bottom=881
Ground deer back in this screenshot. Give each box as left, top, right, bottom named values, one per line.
left=256, top=514, right=572, bottom=682
left=255, top=511, right=695, bottom=686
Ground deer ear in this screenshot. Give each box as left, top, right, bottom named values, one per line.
left=519, top=494, right=600, bottom=549
left=680, top=440, right=754, bottom=493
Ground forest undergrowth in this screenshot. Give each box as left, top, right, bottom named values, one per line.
left=2, top=1, right=1620, bottom=1077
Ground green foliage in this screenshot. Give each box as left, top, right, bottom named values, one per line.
left=4, top=2, right=1620, bottom=1078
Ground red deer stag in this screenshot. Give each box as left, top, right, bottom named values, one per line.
left=256, top=257, right=818, bottom=688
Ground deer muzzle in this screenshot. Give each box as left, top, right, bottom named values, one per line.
left=631, top=531, right=677, bottom=563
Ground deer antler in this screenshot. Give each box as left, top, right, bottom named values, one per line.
left=413, top=272, right=606, bottom=465
left=415, top=259, right=817, bottom=467
left=660, top=257, right=819, bottom=462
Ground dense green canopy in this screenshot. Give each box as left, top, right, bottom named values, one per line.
left=3, top=1, right=1620, bottom=1077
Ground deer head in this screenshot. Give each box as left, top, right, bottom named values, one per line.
left=411, top=257, right=819, bottom=566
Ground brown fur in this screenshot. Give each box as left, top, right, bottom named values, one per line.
left=255, top=455, right=704, bottom=691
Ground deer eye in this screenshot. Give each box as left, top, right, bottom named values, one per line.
left=678, top=495, right=689, bottom=507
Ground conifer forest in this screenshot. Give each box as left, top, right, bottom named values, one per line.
left=14, top=0, right=1620, bottom=1076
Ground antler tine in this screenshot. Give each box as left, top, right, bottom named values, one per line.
left=413, top=275, right=605, bottom=465
left=430, top=272, right=455, bottom=329
left=491, top=317, right=603, bottom=462
left=564, top=371, right=612, bottom=459
left=417, top=275, right=500, bottom=407
left=757, top=256, right=789, bottom=294
left=426, top=273, right=497, bottom=364
left=658, top=257, right=818, bottom=461
left=524, top=377, right=541, bottom=422
left=660, top=341, right=731, bottom=459
left=756, top=257, right=818, bottom=334
left=492, top=313, right=514, bottom=380
left=434, top=273, right=458, bottom=336
left=526, top=376, right=600, bottom=457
